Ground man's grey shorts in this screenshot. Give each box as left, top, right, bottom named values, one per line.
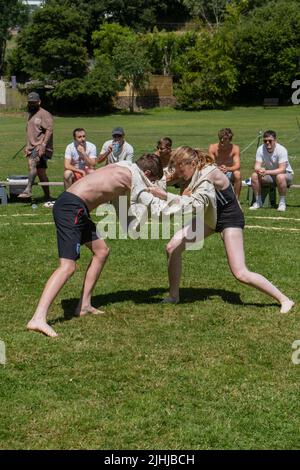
left=261, top=173, right=293, bottom=187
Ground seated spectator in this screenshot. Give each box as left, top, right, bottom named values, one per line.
left=98, top=127, right=133, bottom=165
left=154, top=137, right=173, bottom=190
left=250, top=130, right=294, bottom=212
left=64, top=128, right=97, bottom=189
left=209, top=128, right=242, bottom=200
left=155, top=137, right=172, bottom=169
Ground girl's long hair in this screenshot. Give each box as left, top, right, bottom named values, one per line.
left=169, top=146, right=215, bottom=172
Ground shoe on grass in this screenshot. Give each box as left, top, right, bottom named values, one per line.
left=249, top=201, right=262, bottom=210
left=277, top=202, right=286, bottom=212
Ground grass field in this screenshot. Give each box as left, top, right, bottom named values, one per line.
left=0, top=107, right=300, bottom=450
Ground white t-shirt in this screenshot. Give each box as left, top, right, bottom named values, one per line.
left=101, top=140, right=133, bottom=164
left=256, top=143, right=293, bottom=174
left=65, top=141, right=97, bottom=170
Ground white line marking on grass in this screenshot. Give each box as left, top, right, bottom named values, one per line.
left=22, top=222, right=54, bottom=226
left=247, top=216, right=300, bottom=222
left=246, top=225, right=300, bottom=232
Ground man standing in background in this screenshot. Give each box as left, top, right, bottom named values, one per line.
left=18, top=92, right=53, bottom=200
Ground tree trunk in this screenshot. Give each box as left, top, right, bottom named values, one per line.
left=0, top=40, right=6, bottom=77
left=129, top=83, right=135, bottom=113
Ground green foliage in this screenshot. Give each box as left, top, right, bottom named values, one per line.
left=92, top=23, right=152, bottom=112
left=7, top=2, right=88, bottom=81
left=182, top=0, right=229, bottom=26
left=58, top=0, right=189, bottom=36
left=0, top=0, right=28, bottom=74
left=143, top=30, right=197, bottom=79
left=112, top=37, right=152, bottom=112
left=233, top=0, right=300, bottom=103
left=175, top=28, right=238, bottom=109
left=92, top=23, right=135, bottom=58
left=49, top=56, right=119, bottom=113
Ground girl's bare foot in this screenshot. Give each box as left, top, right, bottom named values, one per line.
left=280, top=299, right=295, bottom=314
left=26, top=320, right=58, bottom=337
left=75, top=305, right=105, bottom=317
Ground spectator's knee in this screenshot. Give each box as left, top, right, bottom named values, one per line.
left=64, top=170, right=73, bottom=180
left=276, top=173, right=286, bottom=184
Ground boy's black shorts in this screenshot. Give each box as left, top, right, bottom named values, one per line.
left=53, top=191, right=99, bottom=261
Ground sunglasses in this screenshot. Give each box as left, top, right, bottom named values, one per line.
left=264, top=139, right=275, bottom=144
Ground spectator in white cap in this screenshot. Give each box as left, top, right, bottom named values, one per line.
left=98, top=127, right=134, bottom=165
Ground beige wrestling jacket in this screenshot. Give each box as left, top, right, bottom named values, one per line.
left=115, top=161, right=217, bottom=231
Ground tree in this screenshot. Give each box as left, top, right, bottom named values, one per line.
left=182, top=0, right=268, bottom=28
left=143, top=30, right=196, bottom=78
left=49, top=56, right=119, bottom=113
left=175, top=25, right=238, bottom=109
left=182, top=0, right=230, bottom=27
left=92, top=23, right=135, bottom=58
left=7, top=2, right=88, bottom=81
left=48, top=0, right=189, bottom=47
left=112, top=37, right=152, bottom=112
left=0, top=0, right=28, bottom=75
left=233, top=0, right=300, bottom=103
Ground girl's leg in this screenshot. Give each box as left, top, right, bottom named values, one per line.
left=165, top=221, right=214, bottom=302
left=222, top=228, right=294, bottom=313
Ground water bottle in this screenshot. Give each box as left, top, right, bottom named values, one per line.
left=112, top=142, right=120, bottom=154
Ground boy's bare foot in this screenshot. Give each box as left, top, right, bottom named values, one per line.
left=280, top=299, right=295, bottom=314
left=26, top=320, right=58, bottom=337
left=75, top=306, right=105, bottom=317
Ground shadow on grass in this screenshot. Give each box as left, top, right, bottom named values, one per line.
left=52, top=287, right=278, bottom=325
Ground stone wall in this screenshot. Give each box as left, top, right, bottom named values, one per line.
left=116, top=75, right=177, bottom=110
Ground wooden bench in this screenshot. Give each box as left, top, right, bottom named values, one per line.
left=0, top=181, right=64, bottom=186
left=263, top=97, right=279, bottom=108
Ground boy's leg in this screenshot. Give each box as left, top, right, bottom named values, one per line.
left=27, top=258, right=76, bottom=337
left=75, top=239, right=110, bottom=316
